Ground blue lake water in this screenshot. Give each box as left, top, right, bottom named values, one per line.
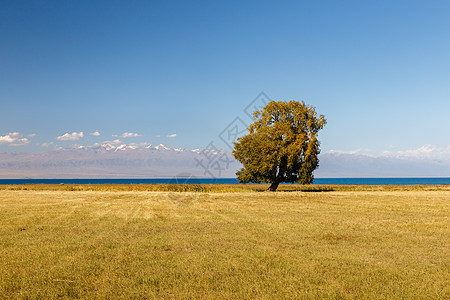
left=0, top=178, right=450, bottom=185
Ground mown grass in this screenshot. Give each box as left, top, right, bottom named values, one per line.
left=0, top=187, right=448, bottom=299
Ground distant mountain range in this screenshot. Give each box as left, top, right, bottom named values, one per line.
left=0, top=143, right=448, bottom=179
left=0, top=143, right=239, bottom=179
left=317, top=150, right=450, bottom=178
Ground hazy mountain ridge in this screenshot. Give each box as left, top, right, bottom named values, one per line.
left=0, top=144, right=448, bottom=179
left=316, top=150, right=450, bottom=178
left=0, top=144, right=238, bottom=179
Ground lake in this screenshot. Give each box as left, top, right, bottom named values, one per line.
left=1, top=178, right=450, bottom=185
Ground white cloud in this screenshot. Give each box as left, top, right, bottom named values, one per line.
left=156, top=135, right=161, bottom=138
left=113, top=132, right=142, bottom=138
left=41, top=142, right=54, bottom=147
left=56, top=132, right=84, bottom=141
left=167, top=134, right=177, bottom=138
left=90, top=130, right=101, bottom=136
left=0, top=132, right=30, bottom=146
left=0, top=132, right=20, bottom=144
left=326, top=144, right=450, bottom=161
left=10, top=138, right=30, bottom=146
left=381, top=144, right=450, bottom=160
left=27, top=133, right=37, bottom=137
left=325, top=148, right=374, bottom=156
left=121, top=132, right=142, bottom=138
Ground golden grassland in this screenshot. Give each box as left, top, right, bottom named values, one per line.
left=0, top=185, right=449, bottom=299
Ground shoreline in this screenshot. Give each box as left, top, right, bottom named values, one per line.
left=1, top=183, right=449, bottom=192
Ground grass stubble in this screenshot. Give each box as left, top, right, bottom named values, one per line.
left=0, top=185, right=448, bottom=299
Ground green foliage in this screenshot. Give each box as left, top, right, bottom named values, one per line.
left=233, top=100, right=326, bottom=190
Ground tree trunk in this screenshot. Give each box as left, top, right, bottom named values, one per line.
left=267, top=181, right=280, bottom=192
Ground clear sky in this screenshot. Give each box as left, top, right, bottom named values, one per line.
left=1, top=0, right=449, bottom=155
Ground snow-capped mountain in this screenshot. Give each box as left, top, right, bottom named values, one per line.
left=0, top=144, right=239, bottom=179
left=1, top=143, right=448, bottom=179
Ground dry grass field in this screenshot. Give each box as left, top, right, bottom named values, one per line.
left=0, top=185, right=449, bottom=299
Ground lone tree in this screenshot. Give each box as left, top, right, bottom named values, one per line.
left=233, top=100, right=326, bottom=191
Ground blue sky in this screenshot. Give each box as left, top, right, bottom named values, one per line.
left=1, top=0, right=449, bottom=155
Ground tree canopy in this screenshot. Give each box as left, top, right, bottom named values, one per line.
left=233, top=100, right=326, bottom=191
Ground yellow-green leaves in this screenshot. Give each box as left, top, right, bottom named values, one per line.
left=233, top=100, right=326, bottom=190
